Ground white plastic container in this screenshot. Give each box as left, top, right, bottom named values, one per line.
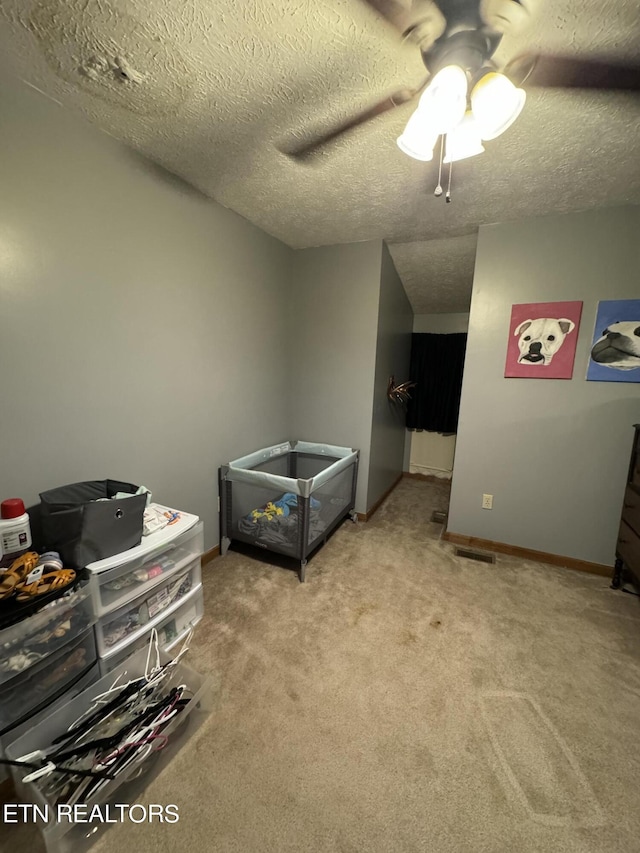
left=0, top=582, right=96, bottom=688
left=86, top=518, right=203, bottom=617
left=93, top=558, right=202, bottom=657
left=5, top=646, right=213, bottom=853
left=0, top=498, right=33, bottom=566
left=98, top=584, right=204, bottom=675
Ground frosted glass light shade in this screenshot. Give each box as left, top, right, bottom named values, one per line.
left=397, top=108, right=439, bottom=161
left=471, top=71, right=526, bottom=140
left=418, top=65, right=469, bottom=135
left=443, top=112, right=485, bottom=162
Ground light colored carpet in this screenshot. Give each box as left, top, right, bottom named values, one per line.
left=3, top=477, right=640, bottom=853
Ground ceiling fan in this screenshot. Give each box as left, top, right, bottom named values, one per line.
left=284, top=0, right=640, bottom=174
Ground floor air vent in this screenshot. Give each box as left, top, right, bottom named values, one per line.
left=454, top=547, right=496, bottom=564
left=430, top=510, right=448, bottom=524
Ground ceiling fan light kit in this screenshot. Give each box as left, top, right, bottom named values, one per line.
left=396, top=65, right=527, bottom=162
left=287, top=0, right=640, bottom=188
left=386, top=6, right=530, bottom=187
left=417, top=64, right=469, bottom=134
left=443, top=111, right=485, bottom=163
left=396, top=64, right=469, bottom=163
left=396, top=110, right=439, bottom=161
left=470, top=71, right=527, bottom=140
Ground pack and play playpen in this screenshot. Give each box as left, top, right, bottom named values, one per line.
left=219, top=441, right=359, bottom=582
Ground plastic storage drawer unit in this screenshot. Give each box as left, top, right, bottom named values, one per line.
left=0, top=628, right=97, bottom=736
left=0, top=583, right=95, bottom=694
left=98, top=584, right=204, bottom=675
left=87, top=518, right=203, bottom=617
left=5, top=647, right=213, bottom=853
left=0, top=660, right=100, bottom=785
left=94, top=558, right=202, bottom=657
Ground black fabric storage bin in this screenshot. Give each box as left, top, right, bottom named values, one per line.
left=39, top=480, right=147, bottom=569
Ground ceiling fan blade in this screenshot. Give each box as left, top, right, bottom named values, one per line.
left=284, top=83, right=427, bottom=159
left=359, top=0, right=414, bottom=35
left=359, top=0, right=447, bottom=48
left=505, top=53, right=640, bottom=91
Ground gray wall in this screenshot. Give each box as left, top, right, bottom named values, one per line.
left=289, top=242, right=384, bottom=513
left=0, top=77, right=292, bottom=551
left=368, top=244, right=413, bottom=507
left=448, top=205, right=640, bottom=566
left=413, top=313, right=470, bottom=333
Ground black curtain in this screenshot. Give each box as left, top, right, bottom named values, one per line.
left=406, top=333, right=467, bottom=434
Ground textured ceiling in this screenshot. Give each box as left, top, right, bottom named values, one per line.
left=0, top=0, right=639, bottom=313
left=389, top=233, right=478, bottom=313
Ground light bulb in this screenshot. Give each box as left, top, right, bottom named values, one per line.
left=418, top=65, right=468, bottom=135
left=471, top=71, right=526, bottom=141
left=397, top=108, right=439, bottom=162
left=444, top=112, right=485, bottom=163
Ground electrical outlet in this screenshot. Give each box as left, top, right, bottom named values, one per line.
left=482, top=494, right=493, bottom=510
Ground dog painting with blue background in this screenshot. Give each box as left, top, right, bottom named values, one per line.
left=587, top=299, right=640, bottom=382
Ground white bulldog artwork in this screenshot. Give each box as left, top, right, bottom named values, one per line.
left=505, top=301, right=583, bottom=380
left=590, top=322, right=640, bottom=370
left=514, top=317, right=576, bottom=365
left=587, top=300, right=640, bottom=383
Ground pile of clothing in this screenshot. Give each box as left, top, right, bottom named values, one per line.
left=237, top=492, right=324, bottom=548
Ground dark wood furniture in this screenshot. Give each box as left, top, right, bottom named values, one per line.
left=612, top=424, right=640, bottom=591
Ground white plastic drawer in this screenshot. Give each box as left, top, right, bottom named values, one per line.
left=88, top=520, right=203, bottom=617
left=0, top=628, right=97, bottom=735
left=94, top=558, right=201, bottom=657
left=163, top=589, right=203, bottom=651
left=0, top=660, right=101, bottom=785
left=0, top=583, right=95, bottom=688
left=1, top=661, right=100, bottom=752
left=5, top=646, right=213, bottom=853
left=98, top=585, right=204, bottom=676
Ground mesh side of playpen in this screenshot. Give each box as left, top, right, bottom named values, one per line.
left=222, top=442, right=358, bottom=559
left=305, top=463, right=354, bottom=548
left=227, top=479, right=301, bottom=557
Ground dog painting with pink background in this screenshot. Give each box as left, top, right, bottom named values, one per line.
left=505, top=301, right=583, bottom=379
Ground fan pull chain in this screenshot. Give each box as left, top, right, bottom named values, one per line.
left=446, top=158, right=452, bottom=203
left=434, top=135, right=444, bottom=197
